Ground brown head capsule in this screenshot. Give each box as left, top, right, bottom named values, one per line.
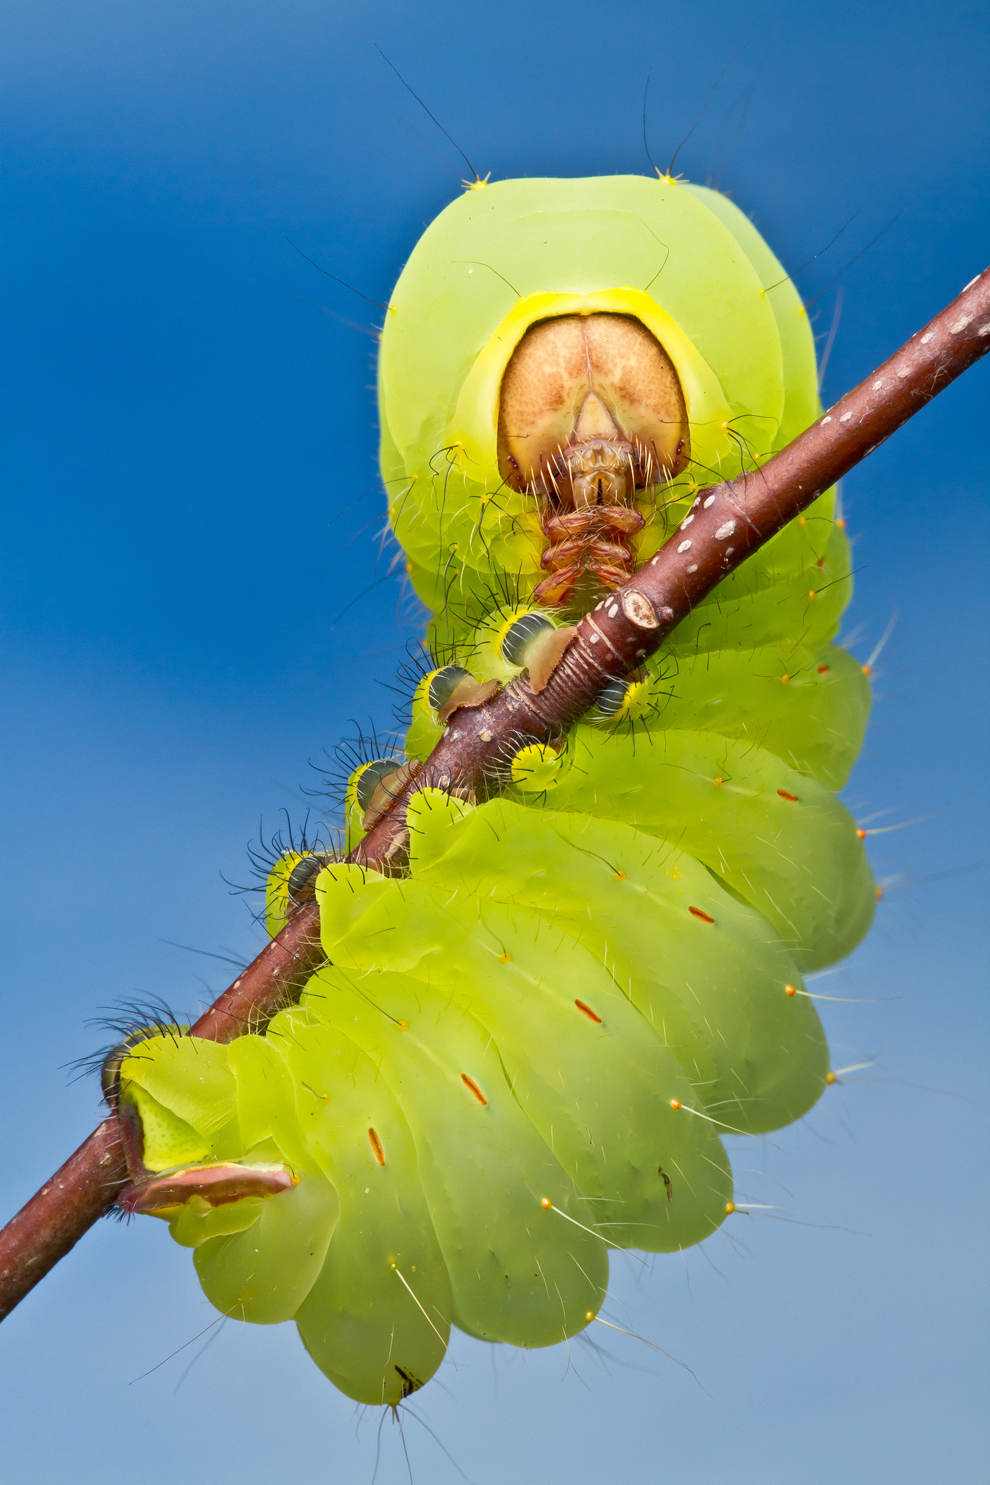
left=497, top=313, right=689, bottom=606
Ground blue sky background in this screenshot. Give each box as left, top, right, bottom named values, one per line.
left=1, top=1, right=987, bottom=1480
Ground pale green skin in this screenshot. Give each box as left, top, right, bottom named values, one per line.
left=116, top=174, right=875, bottom=1409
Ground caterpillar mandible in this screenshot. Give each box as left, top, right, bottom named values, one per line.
left=108, top=173, right=875, bottom=1408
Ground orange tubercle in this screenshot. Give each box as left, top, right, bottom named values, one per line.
left=460, top=1073, right=488, bottom=1105
left=574, top=999, right=603, bottom=1024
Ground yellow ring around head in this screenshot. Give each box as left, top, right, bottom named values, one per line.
left=448, top=287, right=733, bottom=479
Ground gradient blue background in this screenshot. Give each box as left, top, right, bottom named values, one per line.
left=1, top=2, right=987, bottom=1480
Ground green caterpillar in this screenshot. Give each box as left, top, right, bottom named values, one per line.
left=108, top=174, right=874, bottom=1408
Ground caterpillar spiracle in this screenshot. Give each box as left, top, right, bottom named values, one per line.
left=108, top=174, right=874, bottom=1407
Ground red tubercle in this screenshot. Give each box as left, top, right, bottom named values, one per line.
left=574, top=999, right=603, bottom=1024
left=460, top=1073, right=488, bottom=1105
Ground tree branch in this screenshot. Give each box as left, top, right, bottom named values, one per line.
left=2, top=267, right=987, bottom=1322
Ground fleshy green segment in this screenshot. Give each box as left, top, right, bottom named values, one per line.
left=117, top=1029, right=451, bottom=1406
left=404, top=792, right=829, bottom=1134
left=274, top=1015, right=453, bottom=1401
left=544, top=728, right=873, bottom=971
left=685, top=181, right=820, bottom=450
left=314, top=865, right=732, bottom=1255
left=293, top=971, right=608, bottom=1345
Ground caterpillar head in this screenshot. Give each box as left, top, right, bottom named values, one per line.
left=379, top=174, right=819, bottom=619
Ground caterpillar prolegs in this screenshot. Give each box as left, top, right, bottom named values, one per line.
left=109, top=175, right=874, bottom=1406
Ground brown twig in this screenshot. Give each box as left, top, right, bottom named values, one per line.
left=1, top=268, right=987, bottom=1323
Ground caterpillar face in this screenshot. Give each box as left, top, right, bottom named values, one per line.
left=496, top=311, right=689, bottom=501
left=112, top=173, right=875, bottom=1410
left=496, top=311, right=689, bottom=602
